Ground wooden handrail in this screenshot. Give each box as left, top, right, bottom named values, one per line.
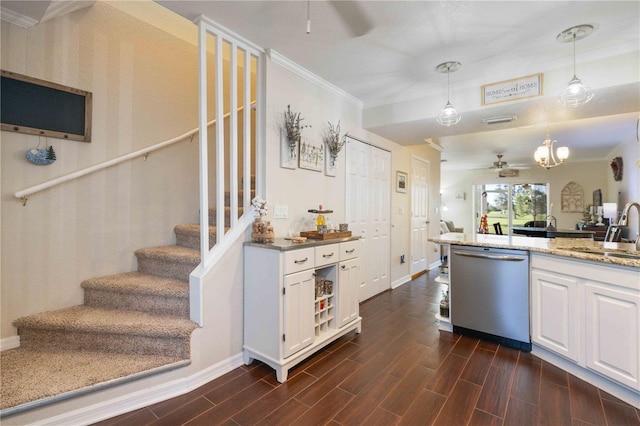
left=14, top=103, right=254, bottom=205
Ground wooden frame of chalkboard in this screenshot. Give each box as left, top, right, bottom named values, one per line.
left=1, top=70, right=92, bottom=142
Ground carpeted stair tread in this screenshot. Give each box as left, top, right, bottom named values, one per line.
left=135, top=245, right=201, bottom=281
left=208, top=206, right=245, bottom=227
left=81, top=272, right=188, bottom=298
left=13, top=305, right=197, bottom=338
left=134, top=245, right=200, bottom=264
left=0, top=347, right=188, bottom=413
left=174, top=224, right=230, bottom=250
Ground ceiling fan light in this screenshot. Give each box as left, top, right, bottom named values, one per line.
left=437, top=101, right=461, bottom=127
left=558, top=76, right=594, bottom=107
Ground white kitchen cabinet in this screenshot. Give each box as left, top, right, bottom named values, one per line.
left=531, top=253, right=640, bottom=392
left=337, top=257, right=359, bottom=327
left=584, top=281, right=639, bottom=390
left=244, top=239, right=362, bottom=382
left=531, top=269, right=580, bottom=362
left=283, top=269, right=315, bottom=358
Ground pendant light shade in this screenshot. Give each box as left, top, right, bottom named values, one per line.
left=435, top=61, right=462, bottom=127
left=557, top=24, right=595, bottom=107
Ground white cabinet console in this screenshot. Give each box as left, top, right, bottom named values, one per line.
left=531, top=253, right=640, bottom=405
left=243, top=237, right=362, bottom=382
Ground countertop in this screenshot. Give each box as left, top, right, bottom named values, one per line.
left=244, top=235, right=361, bottom=252
left=430, top=233, right=640, bottom=269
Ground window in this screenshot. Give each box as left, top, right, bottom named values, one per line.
left=474, top=183, right=549, bottom=234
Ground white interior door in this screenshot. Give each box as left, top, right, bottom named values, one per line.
left=410, top=156, right=429, bottom=275
left=346, top=138, right=390, bottom=301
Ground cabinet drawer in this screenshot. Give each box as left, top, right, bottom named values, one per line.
left=340, top=240, right=359, bottom=261
left=315, top=244, right=339, bottom=267
left=284, top=248, right=315, bottom=275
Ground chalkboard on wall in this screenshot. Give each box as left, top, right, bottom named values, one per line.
left=1, top=70, right=92, bottom=142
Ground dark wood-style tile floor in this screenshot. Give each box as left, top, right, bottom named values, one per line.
left=95, top=270, right=640, bottom=426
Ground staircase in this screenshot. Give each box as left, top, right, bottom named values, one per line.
left=0, top=202, right=244, bottom=416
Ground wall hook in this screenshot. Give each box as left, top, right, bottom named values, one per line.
left=21, top=196, right=28, bottom=206
left=143, top=153, right=149, bottom=161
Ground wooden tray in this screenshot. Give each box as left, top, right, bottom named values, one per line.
left=300, top=230, right=352, bottom=240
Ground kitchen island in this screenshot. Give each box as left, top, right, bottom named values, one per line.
left=429, top=232, right=639, bottom=409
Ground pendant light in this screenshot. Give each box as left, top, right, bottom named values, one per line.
left=534, top=132, right=569, bottom=169
left=435, top=61, right=462, bottom=127
left=557, top=24, right=595, bottom=107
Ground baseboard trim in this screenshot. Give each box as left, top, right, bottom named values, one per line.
left=1, top=335, right=20, bottom=351
left=391, top=275, right=411, bottom=289
left=30, top=353, right=245, bottom=426
left=532, top=344, right=639, bottom=409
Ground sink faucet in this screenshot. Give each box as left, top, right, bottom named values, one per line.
left=618, top=202, right=640, bottom=250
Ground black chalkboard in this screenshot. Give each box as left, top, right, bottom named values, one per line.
left=1, top=70, right=92, bottom=142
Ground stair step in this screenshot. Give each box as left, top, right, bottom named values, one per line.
left=209, top=206, right=245, bottom=227
left=224, top=189, right=255, bottom=207
left=13, top=306, right=197, bottom=358
left=0, top=347, right=189, bottom=416
left=135, top=245, right=200, bottom=282
left=175, top=224, right=220, bottom=250
left=81, top=272, right=189, bottom=318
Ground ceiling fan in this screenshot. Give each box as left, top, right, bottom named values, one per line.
left=488, top=154, right=530, bottom=170
left=304, top=1, right=373, bottom=37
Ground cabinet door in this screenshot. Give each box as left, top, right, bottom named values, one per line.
left=531, top=269, right=580, bottom=362
left=283, top=269, right=315, bottom=358
left=337, top=258, right=360, bottom=327
left=584, top=282, right=640, bottom=390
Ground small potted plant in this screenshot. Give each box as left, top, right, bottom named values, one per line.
left=284, top=105, right=311, bottom=159
left=324, top=121, right=348, bottom=167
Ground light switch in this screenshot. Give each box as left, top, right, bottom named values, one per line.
left=274, top=205, right=288, bottom=219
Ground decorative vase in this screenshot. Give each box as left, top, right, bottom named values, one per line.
left=251, top=218, right=274, bottom=243
left=288, top=138, right=298, bottom=160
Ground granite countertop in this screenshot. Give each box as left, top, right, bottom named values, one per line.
left=429, top=232, right=640, bottom=269
left=244, top=235, right=361, bottom=252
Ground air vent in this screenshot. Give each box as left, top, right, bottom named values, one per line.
left=482, top=115, right=517, bottom=125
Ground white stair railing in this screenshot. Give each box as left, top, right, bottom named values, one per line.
left=13, top=104, right=254, bottom=206
left=189, top=15, right=264, bottom=326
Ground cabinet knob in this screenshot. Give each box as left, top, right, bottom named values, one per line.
left=341, top=265, right=346, bottom=269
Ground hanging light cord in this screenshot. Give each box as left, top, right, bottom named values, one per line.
left=571, top=30, right=577, bottom=77
left=306, top=0, right=311, bottom=34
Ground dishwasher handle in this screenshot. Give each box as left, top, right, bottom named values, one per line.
left=453, top=250, right=526, bottom=262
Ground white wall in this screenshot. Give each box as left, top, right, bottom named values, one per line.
left=264, top=59, right=441, bottom=286
left=0, top=2, right=205, bottom=339
left=607, top=138, right=640, bottom=240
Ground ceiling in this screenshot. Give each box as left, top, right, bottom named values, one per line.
left=6, top=1, right=635, bottom=170
left=154, top=0, right=639, bottom=171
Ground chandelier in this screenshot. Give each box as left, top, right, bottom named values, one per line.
left=435, top=61, right=462, bottom=127
left=534, top=133, right=569, bottom=169
left=557, top=24, right=595, bottom=107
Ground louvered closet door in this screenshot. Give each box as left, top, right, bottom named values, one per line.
left=346, top=138, right=391, bottom=301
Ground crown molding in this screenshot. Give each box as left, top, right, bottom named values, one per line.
left=1, top=6, right=38, bottom=28
left=266, top=49, right=363, bottom=109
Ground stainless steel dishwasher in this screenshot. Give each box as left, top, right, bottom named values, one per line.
left=450, top=245, right=531, bottom=351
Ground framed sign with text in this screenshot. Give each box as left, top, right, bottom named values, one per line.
left=481, top=73, right=543, bottom=106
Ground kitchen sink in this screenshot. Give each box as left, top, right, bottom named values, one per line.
left=564, top=247, right=640, bottom=260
